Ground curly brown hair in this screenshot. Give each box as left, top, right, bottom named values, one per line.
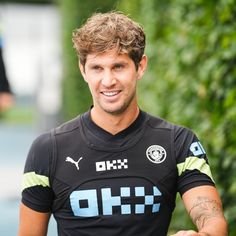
left=72, top=11, right=146, bottom=70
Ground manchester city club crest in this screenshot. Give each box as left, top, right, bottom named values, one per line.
left=146, top=145, right=167, bottom=164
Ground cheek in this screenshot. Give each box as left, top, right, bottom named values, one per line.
left=86, top=78, right=99, bottom=93
left=126, top=73, right=139, bottom=87
left=120, top=71, right=137, bottom=83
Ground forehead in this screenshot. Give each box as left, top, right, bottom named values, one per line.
left=85, top=50, right=132, bottom=65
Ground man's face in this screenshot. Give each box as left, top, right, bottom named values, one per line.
left=80, top=49, right=147, bottom=115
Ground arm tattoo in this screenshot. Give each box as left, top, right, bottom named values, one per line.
left=188, top=196, right=224, bottom=230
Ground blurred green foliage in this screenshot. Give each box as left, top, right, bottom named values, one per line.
left=59, top=0, right=236, bottom=234
left=118, top=0, right=236, bottom=234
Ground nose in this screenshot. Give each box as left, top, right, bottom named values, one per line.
left=101, top=70, right=116, bottom=87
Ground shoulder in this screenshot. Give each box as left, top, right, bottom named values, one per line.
left=24, top=132, right=53, bottom=174
left=29, top=132, right=52, bottom=157
left=145, top=112, right=192, bottom=135
left=25, top=115, right=82, bottom=171
left=53, top=115, right=81, bottom=135
left=144, top=112, right=199, bottom=154
left=145, top=112, right=174, bottom=130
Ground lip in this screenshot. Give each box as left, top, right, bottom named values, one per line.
left=100, top=90, right=121, bottom=101
left=102, top=91, right=120, bottom=96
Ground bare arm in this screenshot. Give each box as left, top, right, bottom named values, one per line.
left=171, top=185, right=228, bottom=236
left=18, top=203, right=51, bottom=236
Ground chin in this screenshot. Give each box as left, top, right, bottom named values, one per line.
left=103, top=105, right=130, bottom=115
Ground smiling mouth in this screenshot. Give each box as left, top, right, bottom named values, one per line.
left=102, top=91, right=120, bottom=97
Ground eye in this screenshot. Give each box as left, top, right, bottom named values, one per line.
left=113, top=63, right=124, bottom=70
left=92, top=65, right=103, bottom=72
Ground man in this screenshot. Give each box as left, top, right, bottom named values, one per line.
left=18, top=11, right=228, bottom=236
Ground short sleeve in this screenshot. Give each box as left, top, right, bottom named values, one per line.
left=21, top=132, right=54, bottom=212
left=174, top=126, right=215, bottom=196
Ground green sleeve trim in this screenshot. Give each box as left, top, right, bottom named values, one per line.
left=22, top=171, right=50, bottom=191
left=177, top=156, right=214, bottom=182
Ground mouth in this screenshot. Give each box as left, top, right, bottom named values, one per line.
left=101, top=90, right=121, bottom=97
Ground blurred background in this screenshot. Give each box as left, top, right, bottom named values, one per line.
left=0, top=0, right=235, bottom=235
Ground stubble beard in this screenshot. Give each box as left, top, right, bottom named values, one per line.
left=100, top=90, right=137, bottom=116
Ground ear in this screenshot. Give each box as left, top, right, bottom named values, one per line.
left=79, top=61, right=87, bottom=82
left=137, top=55, right=147, bottom=80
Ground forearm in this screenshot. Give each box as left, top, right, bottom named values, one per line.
left=171, top=186, right=229, bottom=236
left=194, top=216, right=228, bottom=236
left=189, top=197, right=228, bottom=236
left=171, top=217, right=227, bottom=236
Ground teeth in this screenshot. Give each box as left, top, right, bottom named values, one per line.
left=103, top=91, right=119, bottom=96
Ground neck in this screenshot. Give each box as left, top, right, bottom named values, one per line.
left=90, top=106, right=140, bottom=135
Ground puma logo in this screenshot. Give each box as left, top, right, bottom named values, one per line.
left=66, top=156, right=83, bottom=170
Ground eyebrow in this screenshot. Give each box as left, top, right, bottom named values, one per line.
left=113, top=61, right=128, bottom=66
left=87, top=60, right=128, bottom=68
